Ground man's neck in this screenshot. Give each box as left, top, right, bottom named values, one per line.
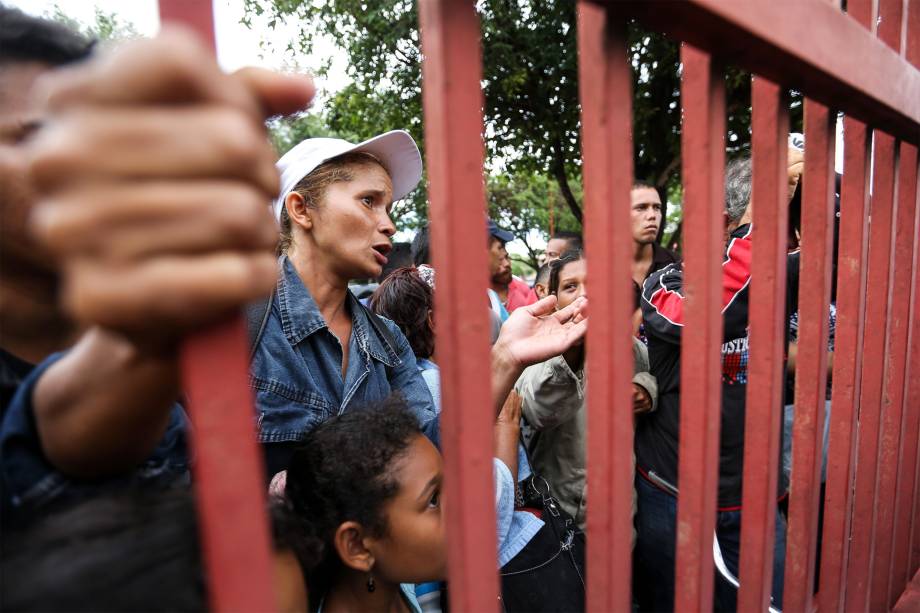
left=633, top=240, right=653, bottom=264
left=491, top=281, right=510, bottom=303
left=631, top=241, right=654, bottom=287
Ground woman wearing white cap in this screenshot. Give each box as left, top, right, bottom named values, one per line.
left=250, top=131, right=439, bottom=476
left=253, top=130, right=592, bottom=481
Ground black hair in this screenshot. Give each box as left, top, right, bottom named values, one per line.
left=0, top=6, right=94, bottom=66
left=632, top=179, right=657, bottom=191
left=269, top=495, right=324, bottom=586
left=534, top=262, right=552, bottom=287
left=1, top=489, right=206, bottom=612
left=370, top=267, right=435, bottom=359
left=285, top=397, right=423, bottom=608
left=549, top=249, right=585, bottom=296
left=411, top=224, right=430, bottom=266
left=550, top=230, right=583, bottom=252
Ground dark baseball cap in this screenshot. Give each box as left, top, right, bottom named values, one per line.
left=487, top=219, right=515, bottom=243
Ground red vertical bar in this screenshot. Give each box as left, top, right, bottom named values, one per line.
left=417, top=2, right=499, bottom=612
left=672, top=44, right=725, bottom=613
left=157, top=2, right=276, bottom=611
left=817, top=116, right=872, bottom=613
left=845, top=131, right=901, bottom=611
left=576, top=4, right=636, bottom=611
left=818, top=1, right=875, bottom=609
left=878, top=143, right=919, bottom=609
left=736, top=77, right=789, bottom=613
left=784, top=100, right=836, bottom=613
left=872, top=140, right=918, bottom=610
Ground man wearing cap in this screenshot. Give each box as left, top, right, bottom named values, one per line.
left=489, top=220, right=538, bottom=315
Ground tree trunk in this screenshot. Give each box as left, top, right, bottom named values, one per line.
left=551, top=136, right=583, bottom=224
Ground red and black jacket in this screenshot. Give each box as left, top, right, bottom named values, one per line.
left=636, top=224, right=797, bottom=509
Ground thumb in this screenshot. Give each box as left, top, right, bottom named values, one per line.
left=522, top=295, right=558, bottom=318
left=231, top=67, right=316, bottom=118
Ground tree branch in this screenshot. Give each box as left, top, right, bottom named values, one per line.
left=550, top=135, right=582, bottom=225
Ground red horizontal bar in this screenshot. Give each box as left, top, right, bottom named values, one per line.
left=599, top=0, right=920, bottom=143
left=576, top=4, right=636, bottom=611
left=417, top=1, right=499, bottom=611
left=672, top=44, right=725, bottom=613
left=736, top=76, right=789, bottom=613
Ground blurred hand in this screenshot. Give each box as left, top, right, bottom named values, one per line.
left=787, top=147, right=804, bottom=202
left=632, top=383, right=652, bottom=414
left=494, top=295, right=588, bottom=369
left=26, top=28, right=315, bottom=349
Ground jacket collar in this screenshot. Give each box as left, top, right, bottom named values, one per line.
left=276, top=256, right=400, bottom=367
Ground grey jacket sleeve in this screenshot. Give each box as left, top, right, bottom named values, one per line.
left=631, top=338, right=658, bottom=412
left=514, top=355, right=585, bottom=430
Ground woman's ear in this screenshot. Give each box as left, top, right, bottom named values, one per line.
left=333, top=521, right=375, bottom=572
left=426, top=309, right=434, bottom=333
left=285, top=191, right=313, bottom=231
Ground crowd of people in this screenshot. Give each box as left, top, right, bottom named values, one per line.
left=1, top=6, right=829, bottom=612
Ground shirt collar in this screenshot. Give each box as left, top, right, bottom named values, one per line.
left=276, top=257, right=401, bottom=367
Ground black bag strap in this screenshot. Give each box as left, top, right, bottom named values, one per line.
left=245, top=294, right=274, bottom=362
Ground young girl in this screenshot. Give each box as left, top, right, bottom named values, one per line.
left=284, top=394, right=585, bottom=613
left=516, top=249, right=658, bottom=530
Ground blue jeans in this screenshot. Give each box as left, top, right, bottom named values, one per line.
left=633, top=475, right=786, bottom=612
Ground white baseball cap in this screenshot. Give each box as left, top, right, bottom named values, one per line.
left=272, top=130, right=423, bottom=222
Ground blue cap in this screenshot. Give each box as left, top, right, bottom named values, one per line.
left=487, top=219, right=515, bottom=243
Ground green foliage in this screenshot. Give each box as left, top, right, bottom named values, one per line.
left=46, top=5, right=139, bottom=42
left=487, top=171, right=580, bottom=270
left=242, top=0, right=799, bottom=245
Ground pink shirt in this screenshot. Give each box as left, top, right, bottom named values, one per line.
left=505, top=277, right=538, bottom=313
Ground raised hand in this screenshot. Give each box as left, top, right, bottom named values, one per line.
left=494, top=295, right=588, bottom=370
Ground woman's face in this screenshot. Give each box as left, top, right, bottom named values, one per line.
left=555, top=258, right=587, bottom=310
left=309, top=162, right=396, bottom=280
left=367, top=434, right=447, bottom=584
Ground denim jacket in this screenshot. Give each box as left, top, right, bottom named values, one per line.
left=1, top=352, right=190, bottom=527
left=251, top=257, right=439, bottom=475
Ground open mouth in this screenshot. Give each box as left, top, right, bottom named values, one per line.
left=372, top=243, right=392, bottom=265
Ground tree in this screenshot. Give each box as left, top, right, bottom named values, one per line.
left=487, top=171, right=580, bottom=271
left=47, top=5, right=139, bottom=42
left=242, top=1, right=795, bottom=240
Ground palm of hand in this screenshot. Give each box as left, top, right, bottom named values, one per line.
left=498, top=296, right=587, bottom=368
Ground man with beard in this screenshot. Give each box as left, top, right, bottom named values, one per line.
left=488, top=219, right=536, bottom=314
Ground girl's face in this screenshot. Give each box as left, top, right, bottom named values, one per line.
left=308, top=162, right=396, bottom=281
left=366, top=434, right=447, bottom=584
left=555, top=258, right=587, bottom=310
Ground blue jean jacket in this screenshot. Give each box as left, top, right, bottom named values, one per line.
left=251, top=257, right=439, bottom=475
left=0, top=353, right=190, bottom=527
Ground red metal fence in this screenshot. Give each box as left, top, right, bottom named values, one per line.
left=160, top=0, right=920, bottom=610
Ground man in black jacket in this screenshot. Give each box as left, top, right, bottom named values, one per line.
left=634, top=156, right=798, bottom=612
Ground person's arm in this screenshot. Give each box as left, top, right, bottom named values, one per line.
left=494, top=390, right=521, bottom=479
left=382, top=318, right=440, bottom=447
left=641, top=230, right=753, bottom=345
left=25, top=31, right=315, bottom=478
left=515, top=356, right=584, bottom=430
left=631, top=337, right=657, bottom=414
left=33, top=329, right=179, bottom=477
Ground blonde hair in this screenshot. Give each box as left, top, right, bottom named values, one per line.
left=278, top=151, right=386, bottom=255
